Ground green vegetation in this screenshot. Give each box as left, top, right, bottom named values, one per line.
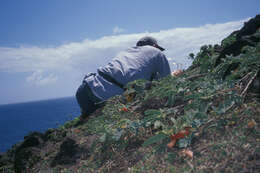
left=1, top=15, right=259, bottom=173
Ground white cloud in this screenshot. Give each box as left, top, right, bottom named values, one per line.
left=113, top=26, right=125, bottom=34
left=0, top=18, right=249, bottom=84
left=26, top=70, right=58, bottom=86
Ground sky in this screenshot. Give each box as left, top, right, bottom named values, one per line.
left=0, top=0, right=259, bottom=105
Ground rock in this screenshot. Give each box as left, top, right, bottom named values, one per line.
left=13, top=132, right=44, bottom=173
left=51, top=138, right=79, bottom=166
left=14, top=147, right=41, bottom=173
left=215, top=14, right=260, bottom=67
left=44, top=129, right=67, bottom=142
left=236, top=14, right=260, bottom=39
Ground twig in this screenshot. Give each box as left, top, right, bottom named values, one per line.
left=186, top=73, right=207, bottom=81
left=240, top=70, right=259, bottom=97
left=225, top=102, right=236, bottom=113
left=238, top=72, right=253, bottom=90
left=205, top=118, right=214, bottom=125
left=239, top=72, right=252, bottom=83
left=196, top=118, right=215, bottom=137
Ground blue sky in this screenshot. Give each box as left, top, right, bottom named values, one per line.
left=0, top=0, right=259, bottom=105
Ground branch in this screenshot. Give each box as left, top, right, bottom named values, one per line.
left=186, top=73, right=207, bottom=81
left=240, top=70, right=259, bottom=97
left=239, top=72, right=252, bottom=83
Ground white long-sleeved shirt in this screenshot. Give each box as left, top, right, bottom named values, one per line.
left=84, top=45, right=171, bottom=101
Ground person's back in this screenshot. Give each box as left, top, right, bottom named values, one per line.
left=76, top=36, right=171, bottom=116
left=99, top=46, right=170, bottom=86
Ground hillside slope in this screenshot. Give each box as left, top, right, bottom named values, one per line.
left=1, top=15, right=260, bottom=173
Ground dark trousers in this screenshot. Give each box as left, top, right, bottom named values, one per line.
left=76, top=81, right=102, bottom=116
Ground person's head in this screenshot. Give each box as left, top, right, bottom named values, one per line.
left=136, top=36, right=165, bottom=51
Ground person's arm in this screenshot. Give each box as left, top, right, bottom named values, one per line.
left=155, top=53, right=171, bottom=79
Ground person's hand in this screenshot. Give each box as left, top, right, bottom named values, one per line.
left=171, top=69, right=183, bottom=77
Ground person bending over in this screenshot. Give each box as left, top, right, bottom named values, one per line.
left=76, top=36, right=180, bottom=117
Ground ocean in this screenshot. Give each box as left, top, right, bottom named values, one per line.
left=0, top=96, right=81, bottom=153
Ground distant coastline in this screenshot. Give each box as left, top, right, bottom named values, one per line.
left=0, top=96, right=76, bottom=107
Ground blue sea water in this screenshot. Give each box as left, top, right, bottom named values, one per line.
left=0, top=96, right=81, bottom=153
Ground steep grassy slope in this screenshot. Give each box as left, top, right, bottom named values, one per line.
left=1, top=15, right=259, bottom=173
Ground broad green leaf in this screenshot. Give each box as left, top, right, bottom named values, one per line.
left=112, top=129, right=124, bottom=141
left=99, top=133, right=107, bottom=143
left=192, top=119, right=203, bottom=128
left=178, top=138, right=191, bottom=148
left=170, top=117, right=177, bottom=124
left=142, top=133, right=168, bottom=147
left=144, top=109, right=161, bottom=116
left=154, top=120, right=164, bottom=129
left=143, top=109, right=162, bottom=124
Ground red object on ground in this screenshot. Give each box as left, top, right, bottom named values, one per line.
left=167, top=128, right=190, bottom=148
left=120, top=107, right=128, bottom=112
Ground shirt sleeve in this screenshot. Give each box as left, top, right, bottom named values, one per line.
left=154, top=53, right=171, bottom=79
